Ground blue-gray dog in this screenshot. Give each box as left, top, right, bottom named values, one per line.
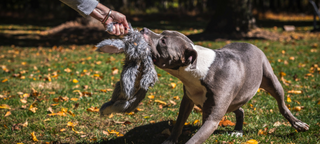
left=97, top=24, right=158, bottom=116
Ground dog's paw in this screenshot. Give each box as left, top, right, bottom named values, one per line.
left=292, top=121, right=309, bottom=132
left=229, top=131, right=243, bottom=137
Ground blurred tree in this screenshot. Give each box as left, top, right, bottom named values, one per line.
left=204, top=0, right=256, bottom=33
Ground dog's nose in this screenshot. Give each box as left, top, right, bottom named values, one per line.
left=140, top=27, right=149, bottom=34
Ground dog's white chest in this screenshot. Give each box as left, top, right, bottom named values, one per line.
left=165, top=45, right=215, bottom=107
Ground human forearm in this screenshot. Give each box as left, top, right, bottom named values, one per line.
left=60, top=0, right=98, bottom=17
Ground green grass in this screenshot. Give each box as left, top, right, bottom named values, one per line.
left=0, top=29, right=320, bottom=144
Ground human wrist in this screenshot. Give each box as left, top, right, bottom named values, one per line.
left=89, top=3, right=110, bottom=22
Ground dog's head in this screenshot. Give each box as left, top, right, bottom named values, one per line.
left=140, top=28, right=197, bottom=70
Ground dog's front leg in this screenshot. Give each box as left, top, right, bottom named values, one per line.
left=186, top=95, right=227, bottom=144
left=163, top=87, right=194, bottom=144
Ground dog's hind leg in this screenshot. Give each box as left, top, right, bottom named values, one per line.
left=231, top=108, right=244, bottom=137
left=260, top=59, right=309, bottom=132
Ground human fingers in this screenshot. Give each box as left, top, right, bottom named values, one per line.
left=119, top=24, right=125, bottom=35
left=114, top=24, right=120, bottom=36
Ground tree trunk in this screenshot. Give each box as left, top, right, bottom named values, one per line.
left=204, top=0, right=255, bottom=34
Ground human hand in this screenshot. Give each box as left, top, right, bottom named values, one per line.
left=104, top=10, right=129, bottom=35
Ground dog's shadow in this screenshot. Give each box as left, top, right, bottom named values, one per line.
left=97, top=120, right=198, bottom=144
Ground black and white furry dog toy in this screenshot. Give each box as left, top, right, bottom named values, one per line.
left=96, top=23, right=158, bottom=116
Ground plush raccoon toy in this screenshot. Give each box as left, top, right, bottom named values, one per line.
left=96, top=23, right=158, bottom=116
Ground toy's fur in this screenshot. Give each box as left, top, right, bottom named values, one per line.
left=97, top=24, right=158, bottom=116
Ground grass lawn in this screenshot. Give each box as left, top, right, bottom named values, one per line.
left=0, top=26, right=320, bottom=144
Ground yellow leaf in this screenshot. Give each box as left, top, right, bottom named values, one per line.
left=280, top=72, right=286, bottom=76
left=257, top=88, right=260, bottom=92
left=288, top=90, right=302, bottom=94
left=126, top=112, right=135, bottom=115
left=67, top=122, right=77, bottom=127
left=68, top=110, right=75, bottom=117
left=17, top=143, right=24, bottom=144
left=64, top=68, right=72, bottom=73
left=60, top=96, right=69, bottom=102
left=294, top=106, right=302, bottom=111
left=61, top=108, right=68, bottom=113
left=184, top=122, right=190, bottom=125
left=4, top=111, right=11, bottom=117
left=170, top=83, right=177, bottom=89
left=317, top=100, right=320, bottom=105
left=21, top=62, right=27, bottom=65
left=21, top=120, right=28, bottom=127
left=157, top=74, right=162, bottom=77
left=144, top=116, right=150, bottom=119
left=72, top=128, right=85, bottom=134
left=150, top=120, right=155, bottom=124
left=173, top=96, right=180, bottom=100
left=289, top=56, right=295, bottom=60
left=22, top=93, right=30, bottom=98
left=71, top=98, right=78, bottom=101
left=60, top=128, right=66, bottom=132
left=155, top=100, right=167, bottom=105
left=108, top=113, right=114, bottom=118
left=193, top=119, right=200, bottom=125
left=29, top=104, right=38, bottom=113
left=244, top=139, right=258, bottom=144
left=20, top=99, right=27, bottom=104
left=47, top=111, right=67, bottom=117
left=112, top=68, right=118, bottom=75
left=2, top=79, right=8, bottom=83
left=31, top=132, right=38, bottom=142
left=51, top=103, right=59, bottom=107
left=53, top=97, right=60, bottom=102
left=87, top=106, right=99, bottom=112
left=96, top=61, right=102, bottom=65
left=148, top=95, right=154, bottom=99
left=93, top=74, right=100, bottom=77
left=258, top=129, right=267, bottom=135
left=287, top=97, right=292, bottom=103
left=73, top=79, right=79, bottom=83
left=136, top=108, right=144, bottom=111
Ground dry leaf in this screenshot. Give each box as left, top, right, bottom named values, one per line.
left=244, top=139, right=258, bottom=144
left=148, top=95, right=155, bottom=99
left=29, top=103, right=38, bottom=113
left=73, top=79, right=79, bottom=83
left=20, top=99, right=27, bottom=104
left=0, top=104, right=11, bottom=109
left=294, top=106, right=302, bottom=111
left=288, top=90, right=302, bottom=94
left=31, top=132, right=38, bottom=142
left=47, top=111, right=67, bottom=117
left=108, top=113, right=114, bottom=118
left=47, top=107, right=54, bottom=113
left=67, top=122, right=77, bottom=127
left=87, top=106, right=99, bottom=112
left=268, top=127, right=276, bottom=134
left=173, top=96, right=180, bottom=100
left=193, top=119, right=200, bottom=125
left=170, top=83, right=177, bottom=89
left=273, top=121, right=282, bottom=127
left=70, top=98, right=78, bottom=101
left=60, top=128, right=66, bottom=132
left=2, top=79, right=8, bottom=83
left=21, top=105, right=27, bottom=109
left=51, top=103, right=59, bottom=107
left=219, top=117, right=235, bottom=127
left=258, top=129, right=267, bottom=135
left=21, top=121, right=28, bottom=127
left=103, top=130, right=109, bottom=136
left=111, top=68, right=118, bottom=75
left=155, top=100, right=167, bottom=105
left=53, top=97, right=60, bottom=102
left=193, top=105, right=202, bottom=112
left=72, top=128, right=85, bottom=134
left=287, top=97, right=292, bottom=103
left=169, top=100, right=176, bottom=105
left=4, top=111, right=11, bottom=117
left=68, top=110, right=75, bottom=117
left=60, top=96, right=69, bottom=102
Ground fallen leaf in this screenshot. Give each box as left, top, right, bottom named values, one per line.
left=47, top=111, right=67, bottom=117
left=193, top=105, right=202, bottom=112
left=0, top=104, right=11, bottom=109
left=258, top=129, right=267, bottom=135
left=155, top=100, right=167, bottom=105
left=294, top=106, right=302, bottom=111
left=244, top=139, right=258, bottom=144
left=219, top=117, right=235, bottom=127
left=64, top=68, right=72, bottom=73
left=61, top=108, right=68, bottom=113
left=21, top=105, right=27, bottom=109
left=173, top=96, right=180, bottom=100
left=287, top=97, right=292, bottom=103
left=51, top=103, right=59, bottom=107
left=68, top=110, right=75, bottom=117
left=170, top=83, right=177, bottom=89
left=317, top=100, right=320, bottom=105
left=150, top=120, right=155, bottom=124
left=268, top=127, right=276, bottom=134
left=20, top=99, right=27, bottom=104
left=29, top=103, right=38, bottom=113
left=273, top=121, right=282, bottom=127
left=71, top=98, right=78, bottom=101
left=2, top=78, right=8, bottom=83
left=193, top=119, right=200, bottom=125
left=148, top=95, right=155, bottom=99
left=111, top=68, right=118, bottom=75
left=72, top=128, right=85, bottom=134
left=60, top=96, right=69, bottom=102
left=108, top=113, right=114, bottom=118
left=87, top=106, right=99, bottom=112
left=288, top=90, right=302, bottom=94
left=136, top=108, right=144, bottom=111
left=60, top=128, right=66, bottom=132
left=4, top=111, right=11, bottom=117
left=73, top=79, right=79, bottom=83
left=103, top=130, right=110, bottom=136
left=53, top=97, right=60, bottom=102
left=31, top=132, right=38, bottom=142
left=47, top=107, right=54, bottom=113
left=169, top=100, right=176, bottom=105
left=67, top=122, right=77, bottom=127
left=21, top=121, right=28, bottom=127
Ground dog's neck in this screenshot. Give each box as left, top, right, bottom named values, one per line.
left=164, top=45, right=216, bottom=80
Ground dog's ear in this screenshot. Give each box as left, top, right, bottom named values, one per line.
left=96, top=39, right=125, bottom=53
left=184, top=47, right=197, bottom=69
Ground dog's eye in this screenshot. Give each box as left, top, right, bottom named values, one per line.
left=161, top=39, right=166, bottom=45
